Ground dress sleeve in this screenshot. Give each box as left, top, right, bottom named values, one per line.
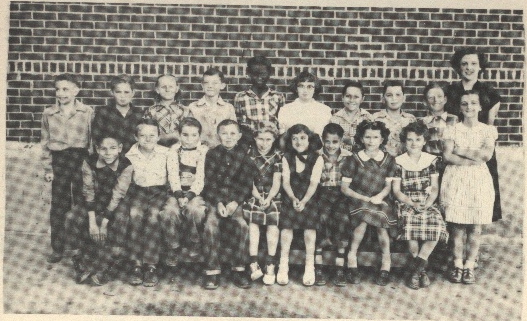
left=429, top=157, right=439, bottom=177
left=310, top=156, right=324, bottom=184
left=392, top=164, right=402, bottom=180
left=385, top=155, right=397, bottom=181
left=483, top=125, right=499, bottom=148
left=442, top=125, right=455, bottom=141
left=340, top=155, right=355, bottom=184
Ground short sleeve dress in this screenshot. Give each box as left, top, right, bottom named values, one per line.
left=440, top=122, right=498, bottom=225
left=242, top=147, right=282, bottom=226
left=341, top=150, right=398, bottom=235
left=393, top=153, right=448, bottom=242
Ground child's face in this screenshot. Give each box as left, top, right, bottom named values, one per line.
left=323, top=133, right=342, bottom=156
left=179, top=125, right=201, bottom=149
left=361, top=129, right=383, bottom=152
left=292, top=131, right=310, bottom=153
left=426, top=87, right=447, bottom=113
left=55, top=80, right=80, bottom=106
left=255, top=131, right=275, bottom=155
left=460, top=54, right=481, bottom=82
left=460, top=94, right=482, bottom=119
left=202, top=74, right=226, bottom=98
left=156, top=76, right=179, bottom=102
left=405, top=132, right=426, bottom=154
left=248, top=64, right=270, bottom=89
left=342, top=86, right=363, bottom=112
left=297, top=81, right=316, bottom=102
left=96, top=138, right=122, bottom=165
left=112, top=83, right=135, bottom=108
left=383, top=86, right=405, bottom=111
left=135, top=124, right=160, bottom=151
left=218, top=124, right=241, bottom=150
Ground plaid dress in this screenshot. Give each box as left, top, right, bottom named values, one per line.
left=242, top=148, right=282, bottom=226
left=394, top=153, right=448, bottom=242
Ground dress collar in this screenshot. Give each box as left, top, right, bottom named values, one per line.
left=358, top=150, right=384, bottom=162
left=395, top=152, right=437, bottom=171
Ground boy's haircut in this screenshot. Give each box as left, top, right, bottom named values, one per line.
left=247, top=56, right=273, bottom=74
left=178, top=117, right=202, bottom=135
left=322, top=123, right=345, bottom=139
left=95, top=134, right=122, bottom=147
left=354, top=120, right=390, bottom=149
left=341, top=80, right=364, bottom=96
left=54, top=73, right=81, bottom=88
left=400, top=120, right=431, bottom=143
left=135, top=118, right=160, bottom=135
left=284, top=123, right=323, bottom=153
left=254, top=121, right=279, bottom=138
left=450, top=47, right=487, bottom=75
left=203, top=67, right=225, bottom=83
left=110, top=74, right=136, bottom=91
left=217, top=119, right=240, bottom=133
left=422, top=82, right=447, bottom=100
left=382, top=80, right=405, bottom=95
left=155, top=74, right=181, bottom=101
left=289, top=71, right=322, bottom=98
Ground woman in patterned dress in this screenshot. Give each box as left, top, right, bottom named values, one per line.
left=392, top=121, right=448, bottom=290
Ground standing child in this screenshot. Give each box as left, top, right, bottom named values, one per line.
left=188, top=68, right=237, bottom=148
left=392, top=122, right=449, bottom=290
left=373, top=80, right=416, bottom=157
left=330, top=80, right=373, bottom=152
left=440, top=90, right=497, bottom=284
left=316, top=123, right=352, bottom=287
left=41, top=73, right=94, bottom=263
left=242, top=121, right=282, bottom=285
left=234, top=56, right=285, bottom=148
left=144, top=74, right=192, bottom=147
left=340, top=120, right=397, bottom=286
left=277, top=124, right=324, bottom=286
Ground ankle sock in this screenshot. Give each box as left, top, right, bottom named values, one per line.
left=336, top=250, right=345, bottom=267
left=315, top=248, right=323, bottom=265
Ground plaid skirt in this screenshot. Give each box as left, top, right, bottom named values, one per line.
left=397, top=202, right=449, bottom=242
left=242, top=192, right=281, bottom=226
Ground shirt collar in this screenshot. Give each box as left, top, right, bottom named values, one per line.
left=358, top=150, right=384, bottom=162
left=376, top=109, right=413, bottom=119
left=246, top=88, right=273, bottom=99
left=196, top=96, right=227, bottom=107
left=95, top=157, right=120, bottom=171
left=334, top=108, right=368, bottom=120
left=126, top=143, right=165, bottom=157
left=423, top=112, right=448, bottom=124
left=321, top=147, right=352, bottom=162
left=47, top=100, right=88, bottom=115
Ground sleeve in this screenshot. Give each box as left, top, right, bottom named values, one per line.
left=228, top=104, right=237, bottom=121
left=106, top=165, right=133, bottom=213
left=277, top=108, right=288, bottom=135
left=484, top=84, right=501, bottom=107
left=483, top=125, right=499, bottom=148
left=282, top=156, right=291, bottom=180
left=40, top=111, right=53, bottom=175
left=442, top=125, right=454, bottom=141
left=143, top=106, right=153, bottom=119
left=232, top=155, right=258, bottom=204
left=203, top=149, right=220, bottom=204
left=392, top=164, right=403, bottom=180
left=167, top=145, right=182, bottom=193
left=385, top=155, right=397, bottom=181
left=189, top=145, right=208, bottom=196
left=340, top=156, right=355, bottom=183
left=87, top=106, right=95, bottom=155
left=81, top=160, right=96, bottom=211
left=233, top=93, right=245, bottom=124
left=310, top=156, right=324, bottom=184
left=273, top=153, right=283, bottom=173
left=91, top=109, right=104, bottom=148
left=429, top=157, right=439, bottom=177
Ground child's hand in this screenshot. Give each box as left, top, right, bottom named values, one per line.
left=292, top=198, right=301, bottom=209
left=225, top=201, right=239, bottom=217
left=44, top=173, right=54, bottom=182
left=295, top=200, right=306, bottom=212
left=217, top=202, right=228, bottom=217
left=99, top=224, right=107, bottom=245
left=260, top=198, right=270, bottom=210
left=369, top=195, right=383, bottom=205
left=89, top=221, right=100, bottom=243
left=178, top=197, right=189, bottom=208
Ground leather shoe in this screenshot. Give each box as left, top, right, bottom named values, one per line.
left=47, top=252, right=63, bottom=263
left=233, top=271, right=251, bottom=289
left=203, top=274, right=219, bottom=290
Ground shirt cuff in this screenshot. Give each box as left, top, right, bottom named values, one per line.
left=86, top=202, right=96, bottom=212
left=342, top=177, right=352, bottom=183
left=103, top=208, right=114, bottom=221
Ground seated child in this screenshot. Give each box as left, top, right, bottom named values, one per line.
left=277, top=124, right=324, bottom=287
left=144, top=74, right=192, bottom=147
left=200, top=119, right=257, bottom=290
left=188, top=68, right=237, bottom=148
left=316, top=123, right=352, bottom=287
left=330, top=80, right=373, bottom=152
left=372, top=80, right=416, bottom=156
left=106, top=119, right=176, bottom=287
left=392, top=121, right=448, bottom=290
left=65, top=135, right=131, bottom=285
left=242, top=121, right=282, bottom=285
left=341, top=120, right=397, bottom=286
left=41, top=73, right=94, bottom=263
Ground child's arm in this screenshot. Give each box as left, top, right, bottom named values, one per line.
left=392, top=178, right=418, bottom=208
left=453, top=139, right=495, bottom=163
left=167, top=145, right=183, bottom=196
left=422, top=174, right=439, bottom=210
left=263, top=172, right=281, bottom=208
left=188, top=145, right=208, bottom=200
left=81, top=160, right=96, bottom=211
left=41, top=112, right=53, bottom=181
left=443, top=139, right=480, bottom=166
left=252, top=183, right=263, bottom=201
left=370, top=179, right=392, bottom=205
left=341, top=179, right=371, bottom=202
left=297, top=156, right=324, bottom=211
left=281, top=157, right=299, bottom=203
left=105, top=164, right=133, bottom=216
left=88, top=210, right=100, bottom=243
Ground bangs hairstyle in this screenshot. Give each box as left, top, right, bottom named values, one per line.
left=399, top=120, right=430, bottom=143
left=154, top=74, right=181, bottom=102
left=216, top=119, right=240, bottom=133
left=322, top=123, right=344, bottom=139
left=95, top=134, right=122, bottom=147
left=422, top=82, right=447, bottom=100
left=254, top=121, right=279, bottom=138
left=110, top=74, right=135, bottom=91
left=135, top=118, right=160, bottom=136
left=203, top=67, right=225, bottom=83
left=341, top=80, right=365, bottom=96
left=460, top=89, right=486, bottom=107
left=284, top=123, right=323, bottom=153
left=450, top=47, right=487, bottom=76
left=54, top=73, right=81, bottom=88
left=382, top=79, right=405, bottom=95
left=178, top=117, right=202, bottom=135
left=354, top=120, right=390, bottom=149
left=289, top=71, right=322, bottom=98
left=247, top=56, right=273, bottom=74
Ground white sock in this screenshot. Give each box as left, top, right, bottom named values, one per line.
left=464, top=260, right=475, bottom=269
left=454, top=259, right=463, bottom=268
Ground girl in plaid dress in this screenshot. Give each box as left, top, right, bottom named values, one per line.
left=341, top=120, right=397, bottom=286
left=243, top=121, right=282, bottom=285
left=392, top=121, right=448, bottom=290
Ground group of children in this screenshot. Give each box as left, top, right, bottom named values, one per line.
left=41, top=55, right=499, bottom=290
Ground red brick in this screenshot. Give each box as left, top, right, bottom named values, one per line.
left=454, top=30, right=476, bottom=37
left=372, top=20, right=393, bottom=28
left=10, top=28, right=32, bottom=36
left=263, top=10, right=287, bottom=17
left=216, top=25, right=239, bottom=33
left=288, top=10, right=311, bottom=18
left=253, top=33, right=275, bottom=41
left=372, top=36, right=394, bottom=43
left=502, top=31, right=523, bottom=38
left=383, top=28, right=405, bottom=35
left=93, top=5, right=117, bottom=13
left=419, top=21, right=441, bottom=28
left=501, top=15, right=522, bottom=22
left=348, top=20, right=371, bottom=27
left=500, top=47, right=522, bottom=54
left=69, top=4, right=93, bottom=13
left=394, top=20, right=417, bottom=28
left=466, top=38, right=488, bottom=46
left=442, top=38, right=464, bottom=45
left=277, top=34, right=298, bottom=41
left=288, top=42, right=310, bottom=49
left=465, top=22, right=488, bottom=29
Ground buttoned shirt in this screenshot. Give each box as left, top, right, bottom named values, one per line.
left=319, top=148, right=352, bottom=187
left=234, top=88, right=285, bottom=132
left=277, top=98, right=333, bottom=136
left=421, top=112, right=459, bottom=155
left=188, top=96, right=237, bottom=148
left=330, top=108, right=373, bottom=152
left=372, top=109, right=416, bottom=157
left=167, top=142, right=208, bottom=196
left=41, top=100, right=94, bottom=174
left=143, top=102, right=192, bottom=135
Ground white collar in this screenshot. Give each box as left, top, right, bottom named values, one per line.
left=358, top=150, right=384, bottom=162
left=395, top=152, right=437, bottom=171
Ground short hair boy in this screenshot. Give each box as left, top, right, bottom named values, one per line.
left=92, top=74, right=143, bottom=154
left=41, top=73, right=94, bottom=263
left=188, top=68, right=237, bottom=148
left=372, top=80, right=416, bottom=156
left=200, top=119, right=257, bottom=290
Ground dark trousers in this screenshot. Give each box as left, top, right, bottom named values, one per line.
left=202, top=202, right=249, bottom=275
left=50, top=148, right=88, bottom=254
left=318, top=187, right=349, bottom=249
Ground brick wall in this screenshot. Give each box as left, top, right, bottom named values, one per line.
left=7, top=2, right=525, bottom=145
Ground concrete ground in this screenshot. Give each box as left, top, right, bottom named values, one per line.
left=2, top=143, right=524, bottom=319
